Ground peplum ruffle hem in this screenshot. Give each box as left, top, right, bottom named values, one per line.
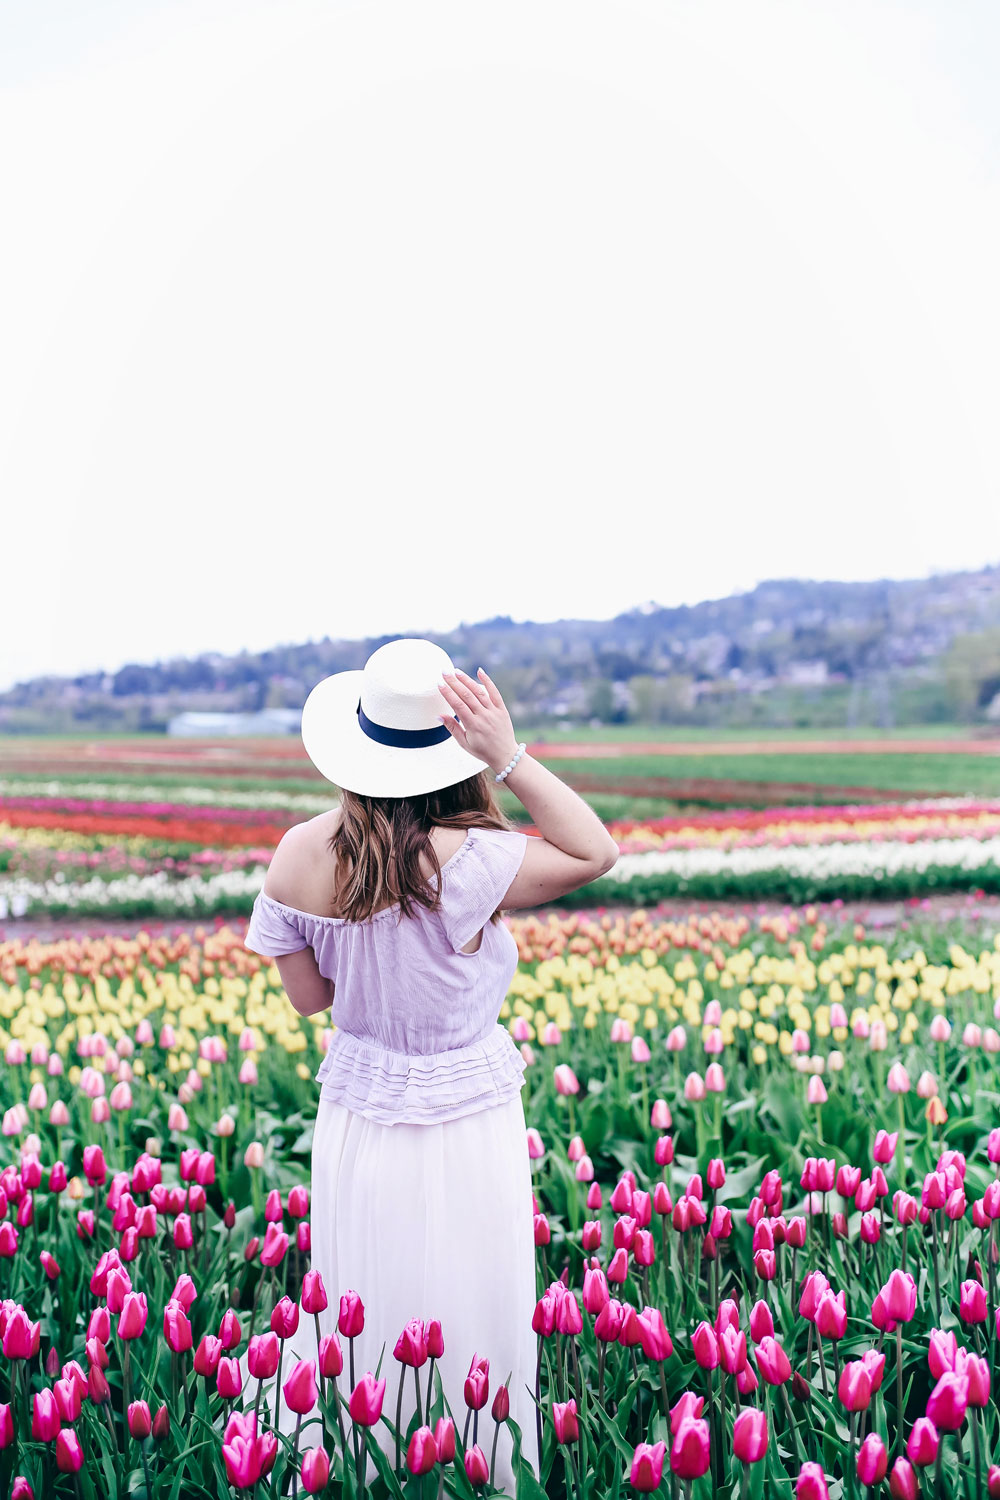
left=315, top=1022, right=528, bottom=1127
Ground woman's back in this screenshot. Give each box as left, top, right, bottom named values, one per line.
left=244, top=821, right=531, bottom=1126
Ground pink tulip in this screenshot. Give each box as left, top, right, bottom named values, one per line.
left=348, top=1373, right=385, bottom=1426
left=247, top=1333, right=280, bottom=1380
left=338, top=1290, right=365, bottom=1338
left=757, top=1336, right=792, bottom=1386
left=906, top=1416, right=939, bottom=1466
left=217, top=1358, right=242, bottom=1400
left=283, top=1359, right=317, bottom=1415
left=838, top=1361, right=872, bottom=1412
left=553, top=1398, right=579, bottom=1443
left=925, top=1371, right=969, bottom=1431
left=301, top=1448, right=331, bottom=1494
left=406, top=1427, right=438, bottom=1475
left=163, top=1301, right=193, bottom=1354
left=691, top=1322, right=720, bottom=1370
left=857, top=1433, right=888, bottom=1485
left=117, top=1291, right=148, bottom=1341
left=812, top=1288, right=845, bottom=1341
left=671, top=1416, right=711, bottom=1478
left=55, top=1428, right=83, bottom=1473
left=732, top=1407, right=768, bottom=1463
left=881, top=1270, right=917, bottom=1323
left=796, top=1461, right=831, bottom=1499
left=960, top=1280, right=987, bottom=1324
left=32, top=1389, right=61, bottom=1442
left=464, top=1444, right=490, bottom=1485
left=888, top=1457, right=918, bottom=1498
left=630, top=1439, right=667, bottom=1492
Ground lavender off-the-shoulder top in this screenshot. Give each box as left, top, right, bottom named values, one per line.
left=243, top=826, right=530, bottom=1127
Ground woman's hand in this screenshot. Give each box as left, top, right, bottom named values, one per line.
left=436, top=668, right=519, bottom=774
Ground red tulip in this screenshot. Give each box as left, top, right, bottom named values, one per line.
left=152, top=1404, right=170, bottom=1441
left=0, top=1404, right=13, bottom=1448
left=492, top=1384, right=510, bottom=1422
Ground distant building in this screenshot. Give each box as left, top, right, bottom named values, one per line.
left=167, top=709, right=301, bottom=737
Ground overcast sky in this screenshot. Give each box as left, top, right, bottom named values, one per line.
left=1, top=0, right=997, bottom=692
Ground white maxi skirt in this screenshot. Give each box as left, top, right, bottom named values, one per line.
left=246, top=1090, right=541, bottom=1495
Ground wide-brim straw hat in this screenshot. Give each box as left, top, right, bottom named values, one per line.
left=300, top=637, right=492, bottom=798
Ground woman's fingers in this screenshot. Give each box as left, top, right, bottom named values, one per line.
left=475, top=667, right=503, bottom=708
left=442, top=669, right=488, bottom=715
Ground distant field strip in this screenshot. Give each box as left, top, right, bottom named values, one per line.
left=535, top=752, right=1000, bottom=798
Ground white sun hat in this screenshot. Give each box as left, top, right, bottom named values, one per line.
left=300, top=637, right=492, bottom=798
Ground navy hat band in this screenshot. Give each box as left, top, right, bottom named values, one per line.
left=357, top=698, right=456, bottom=748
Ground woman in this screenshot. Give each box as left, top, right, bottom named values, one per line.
left=243, top=637, right=619, bottom=1492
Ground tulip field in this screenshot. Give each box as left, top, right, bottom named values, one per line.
left=3, top=732, right=1000, bottom=1496
left=0, top=898, right=999, bottom=1498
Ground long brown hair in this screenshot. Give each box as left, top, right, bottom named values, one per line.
left=326, top=771, right=519, bottom=923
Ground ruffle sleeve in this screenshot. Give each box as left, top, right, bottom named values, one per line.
left=244, top=891, right=310, bottom=956
left=439, top=827, right=528, bottom=953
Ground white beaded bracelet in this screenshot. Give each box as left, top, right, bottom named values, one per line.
left=495, top=742, right=527, bottom=784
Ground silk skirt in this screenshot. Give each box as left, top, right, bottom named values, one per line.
left=243, top=1089, right=541, bottom=1495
